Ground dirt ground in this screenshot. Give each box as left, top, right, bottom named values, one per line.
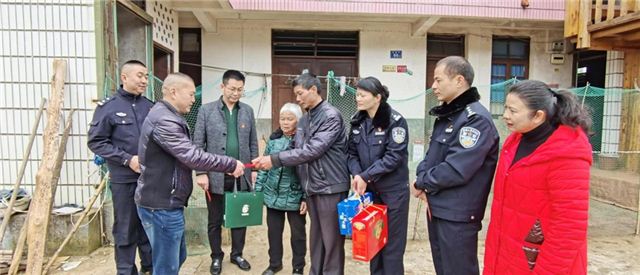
left=47, top=198, right=640, bottom=275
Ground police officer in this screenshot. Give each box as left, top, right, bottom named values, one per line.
left=348, top=76, right=410, bottom=275
left=88, top=60, right=154, bottom=275
left=413, top=56, right=499, bottom=275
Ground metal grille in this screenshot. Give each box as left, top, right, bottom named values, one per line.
left=0, top=0, right=100, bottom=206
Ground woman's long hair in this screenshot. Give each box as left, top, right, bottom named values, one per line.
left=507, top=80, right=592, bottom=133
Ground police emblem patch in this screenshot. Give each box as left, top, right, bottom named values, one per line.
left=115, top=112, right=127, bottom=117
left=392, top=127, right=406, bottom=144
left=459, top=127, right=481, bottom=148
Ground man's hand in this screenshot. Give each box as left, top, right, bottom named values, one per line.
left=229, top=160, right=245, bottom=178
left=196, top=174, right=209, bottom=191
left=353, top=175, right=367, bottom=195
left=129, top=155, right=141, bottom=173
left=251, top=156, right=273, bottom=170
left=299, top=201, right=307, bottom=215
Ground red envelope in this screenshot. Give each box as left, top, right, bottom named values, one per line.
left=351, top=204, right=388, bottom=262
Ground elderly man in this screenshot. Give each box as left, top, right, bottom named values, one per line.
left=135, top=73, right=245, bottom=275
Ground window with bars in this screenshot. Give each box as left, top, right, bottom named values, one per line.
left=272, top=30, right=358, bottom=58
left=491, top=37, right=530, bottom=116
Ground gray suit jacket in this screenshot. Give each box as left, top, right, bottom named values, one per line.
left=193, top=98, right=258, bottom=194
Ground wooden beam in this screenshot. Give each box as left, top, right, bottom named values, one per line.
left=595, top=0, right=603, bottom=23
left=25, top=60, right=67, bottom=275
left=193, top=11, right=217, bottom=33
left=590, top=16, right=640, bottom=38
left=564, top=0, right=580, bottom=37
left=218, top=0, right=232, bottom=10
left=412, top=17, right=440, bottom=37
left=607, top=0, right=615, bottom=21
left=577, top=0, right=592, bottom=48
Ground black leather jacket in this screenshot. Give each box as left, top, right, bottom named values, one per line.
left=135, top=101, right=237, bottom=209
left=271, top=100, right=350, bottom=196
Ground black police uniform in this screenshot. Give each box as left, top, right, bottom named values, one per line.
left=347, top=102, right=410, bottom=275
left=415, top=87, right=499, bottom=275
left=88, top=88, right=154, bottom=275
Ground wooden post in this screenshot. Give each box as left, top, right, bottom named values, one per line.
left=42, top=176, right=108, bottom=274
left=0, top=98, right=46, bottom=242
left=25, top=59, right=67, bottom=275
left=595, top=0, right=603, bottom=23
left=577, top=0, right=592, bottom=48
left=607, top=0, right=615, bottom=21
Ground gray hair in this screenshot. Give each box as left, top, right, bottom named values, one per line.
left=279, top=103, right=303, bottom=120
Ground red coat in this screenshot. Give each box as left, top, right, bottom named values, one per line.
left=483, top=125, right=592, bottom=275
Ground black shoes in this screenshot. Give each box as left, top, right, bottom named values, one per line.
left=210, top=258, right=222, bottom=275
left=139, top=266, right=152, bottom=275
left=261, top=265, right=283, bottom=275
left=230, top=256, right=252, bottom=271
left=292, top=268, right=304, bottom=275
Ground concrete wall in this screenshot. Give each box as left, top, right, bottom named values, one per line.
left=195, top=18, right=572, bottom=171
left=199, top=19, right=571, bottom=117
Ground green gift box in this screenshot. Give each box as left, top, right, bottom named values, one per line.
left=223, top=175, right=264, bottom=228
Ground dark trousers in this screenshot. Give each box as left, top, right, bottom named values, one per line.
left=370, top=189, right=410, bottom=275
left=206, top=176, right=246, bottom=260
left=427, top=216, right=482, bottom=275
left=307, top=192, right=347, bottom=275
left=111, top=182, right=152, bottom=275
left=266, top=207, right=306, bottom=270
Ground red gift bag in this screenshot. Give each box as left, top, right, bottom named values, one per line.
left=351, top=204, right=388, bottom=262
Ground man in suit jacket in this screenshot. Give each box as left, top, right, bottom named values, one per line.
left=193, top=70, right=259, bottom=275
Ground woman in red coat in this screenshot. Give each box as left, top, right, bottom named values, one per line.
left=483, top=80, right=592, bottom=274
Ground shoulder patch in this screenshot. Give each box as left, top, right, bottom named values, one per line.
left=392, top=112, right=402, bottom=121
left=465, top=106, right=477, bottom=118
left=96, top=97, right=114, bottom=107
left=392, top=127, right=406, bottom=144
left=459, top=126, right=481, bottom=148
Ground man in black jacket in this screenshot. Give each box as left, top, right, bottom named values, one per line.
left=413, top=56, right=499, bottom=275
left=253, top=73, right=350, bottom=275
left=135, top=73, right=245, bottom=275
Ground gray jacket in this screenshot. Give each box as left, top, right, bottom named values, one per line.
left=193, top=98, right=258, bottom=194
left=271, top=100, right=350, bottom=196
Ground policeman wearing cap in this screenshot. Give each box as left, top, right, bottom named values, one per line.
left=88, top=60, right=154, bottom=275
left=413, top=56, right=499, bottom=275
left=348, top=76, right=410, bottom=275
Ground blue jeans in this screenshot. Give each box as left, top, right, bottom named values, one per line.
left=137, top=206, right=187, bottom=275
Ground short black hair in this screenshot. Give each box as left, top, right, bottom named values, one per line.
left=222, top=70, right=245, bottom=85
left=436, top=56, right=474, bottom=86
left=291, top=73, right=322, bottom=94
left=122, top=60, right=146, bottom=68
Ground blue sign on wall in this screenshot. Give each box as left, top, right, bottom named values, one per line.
left=390, top=50, right=402, bottom=59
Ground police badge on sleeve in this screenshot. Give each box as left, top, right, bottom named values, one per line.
left=459, top=127, right=481, bottom=148
left=392, top=127, right=406, bottom=144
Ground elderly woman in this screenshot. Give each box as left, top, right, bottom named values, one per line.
left=255, top=103, right=307, bottom=275
left=483, top=80, right=592, bottom=274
